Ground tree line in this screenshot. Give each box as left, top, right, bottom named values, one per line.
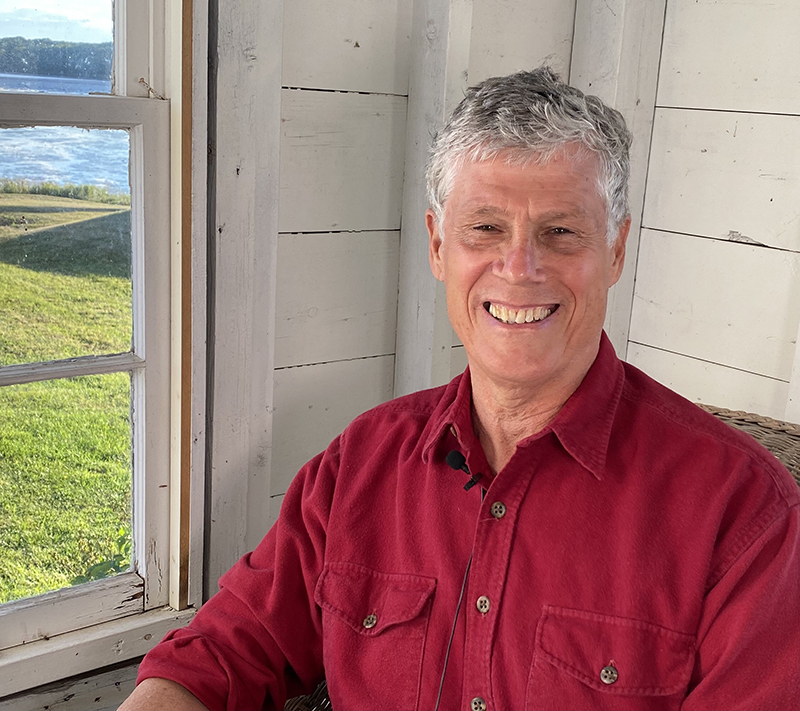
left=0, top=37, right=112, bottom=80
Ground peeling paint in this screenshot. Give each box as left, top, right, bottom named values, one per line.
left=726, top=230, right=765, bottom=247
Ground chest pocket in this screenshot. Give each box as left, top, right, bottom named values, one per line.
left=314, top=561, right=436, bottom=711
left=525, top=605, right=696, bottom=710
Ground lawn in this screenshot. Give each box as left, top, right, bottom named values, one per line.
left=0, top=193, right=134, bottom=604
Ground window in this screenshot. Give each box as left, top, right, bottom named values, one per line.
left=0, top=1, right=191, bottom=696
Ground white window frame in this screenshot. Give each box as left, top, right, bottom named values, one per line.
left=0, top=0, right=195, bottom=698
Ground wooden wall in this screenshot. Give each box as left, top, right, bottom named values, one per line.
left=627, top=0, right=800, bottom=421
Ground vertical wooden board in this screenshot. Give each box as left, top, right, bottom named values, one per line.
left=468, top=0, right=575, bottom=83
left=282, top=0, right=413, bottom=94
left=275, top=231, right=400, bottom=368
left=643, top=109, right=800, bottom=251
left=267, top=494, right=285, bottom=532
left=657, top=0, right=800, bottom=114
left=450, top=345, right=468, bottom=379
left=627, top=343, right=790, bottom=421
left=271, top=355, right=395, bottom=496
left=629, top=229, right=800, bottom=381
left=279, top=90, right=407, bottom=233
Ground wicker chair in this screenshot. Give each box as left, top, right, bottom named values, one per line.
left=284, top=405, right=800, bottom=711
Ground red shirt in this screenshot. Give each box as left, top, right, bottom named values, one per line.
left=139, top=334, right=800, bottom=710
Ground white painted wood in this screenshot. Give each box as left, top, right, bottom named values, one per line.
left=468, top=0, right=575, bottom=83
left=0, top=608, right=194, bottom=698
left=450, top=345, right=468, bottom=379
left=271, top=355, right=395, bottom=497
left=643, top=109, right=800, bottom=252
left=786, top=317, right=800, bottom=424
left=629, top=229, right=800, bottom=382
left=268, top=494, right=285, bottom=533
left=394, top=0, right=473, bottom=397
left=282, top=0, right=413, bottom=94
left=275, top=231, right=400, bottom=368
left=278, top=90, right=407, bottom=233
left=570, top=0, right=668, bottom=358
left=628, top=342, right=790, bottom=421
left=0, top=353, right=144, bottom=387
left=0, top=662, right=138, bottom=711
left=117, top=0, right=151, bottom=98
left=188, top=0, right=209, bottom=610
left=207, top=0, right=284, bottom=593
left=657, top=0, right=800, bottom=115
left=0, top=575, right=143, bottom=652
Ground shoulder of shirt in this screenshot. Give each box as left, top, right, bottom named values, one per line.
left=618, top=360, right=799, bottom=508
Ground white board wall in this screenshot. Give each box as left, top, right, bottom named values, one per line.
left=628, top=0, right=800, bottom=422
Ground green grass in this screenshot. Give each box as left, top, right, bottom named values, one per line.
left=0, top=193, right=134, bottom=604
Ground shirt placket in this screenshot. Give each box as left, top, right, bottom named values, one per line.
left=460, top=449, right=540, bottom=711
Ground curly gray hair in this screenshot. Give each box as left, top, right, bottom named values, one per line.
left=426, top=67, right=632, bottom=243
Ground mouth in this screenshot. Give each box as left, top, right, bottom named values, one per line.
left=484, top=301, right=558, bottom=325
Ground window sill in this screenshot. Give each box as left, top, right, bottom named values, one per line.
left=0, top=606, right=195, bottom=699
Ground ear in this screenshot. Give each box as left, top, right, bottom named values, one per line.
left=608, top=216, right=630, bottom=287
left=427, top=209, right=445, bottom=282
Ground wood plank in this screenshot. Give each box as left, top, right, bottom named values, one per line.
left=787, top=316, right=800, bottom=424
left=279, top=90, right=407, bottom=233
left=275, top=232, right=400, bottom=368
left=450, top=345, right=468, bottom=379
left=207, top=0, right=283, bottom=592
left=282, top=0, right=413, bottom=94
left=643, top=109, right=800, bottom=252
left=0, top=353, right=144, bottom=387
left=0, top=608, right=194, bottom=698
left=0, top=661, right=138, bottom=711
left=394, top=0, right=473, bottom=397
left=0, top=575, right=143, bottom=652
left=271, top=355, right=395, bottom=498
left=570, top=0, right=668, bottom=357
left=469, top=0, right=575, bottom=83
left=627, top=342, right=790, bottom=421
left=629, top=229, right=800, bottom=381
left=657, top=0, right=800, bottom=114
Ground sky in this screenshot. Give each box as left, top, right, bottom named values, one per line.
left=0, top=1, right=112, bottom=44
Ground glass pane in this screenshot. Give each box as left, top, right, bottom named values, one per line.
left=0, top=125, right=132, bottom=365
left=0, top=372, right=132, bottom=604
left=0, top=1, right=113, bottom=95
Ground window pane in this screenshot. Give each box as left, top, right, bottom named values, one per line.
left=0, top=372, right=132, bottom=604
left=0, top=126, right=132, bottom=365
left=0, top=2, right=113, bottom=95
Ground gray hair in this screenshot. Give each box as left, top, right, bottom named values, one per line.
left=426, top=67, right=632, bottom=243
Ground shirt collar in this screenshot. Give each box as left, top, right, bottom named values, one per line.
left=422, top=331, right=624, bottom=480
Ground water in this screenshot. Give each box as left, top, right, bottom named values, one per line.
left=0, top=73, right=129, bottom=194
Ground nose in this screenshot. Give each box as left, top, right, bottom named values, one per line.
left=495, top=238, right=543, bottom=283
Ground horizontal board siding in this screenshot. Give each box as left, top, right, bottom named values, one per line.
left=643, top=109, right=800, bottom=251
left=628, top=343, right=790, bottom=420
left=657, top=0, right=800, bottom=114
left=468, top=0, right=575, bottom=83
left=271, top=355, right=395, bottom=496
left=629, top=229, right=800, bottom=381
left=275, top=231, right=400, bottom=368
left=282, top=0, right=413, bottom=94
left=279, top=89, right=407, bottom=233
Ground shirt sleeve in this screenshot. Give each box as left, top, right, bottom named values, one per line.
left=681, top=499, right=800, bottom=711
left=135, top=437, right=340, bottom=711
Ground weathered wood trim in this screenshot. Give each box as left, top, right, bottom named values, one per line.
left=569, top=0, right=667, bottom=358
left=0, top=353, right=145, bottom=387
left=0, top=608, right=194, bottom=699
left=394, top=0, right=472, bottom=397
left=205, top=0, right=284, bottom=594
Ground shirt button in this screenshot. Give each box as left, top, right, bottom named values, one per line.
left=362, top=613, right=377, bottom=629
left=476, top=595, right=490, bottom=614
left=470, top=697, right=487, bottom=711
left=490, top=501, right=506, bottom=519
left=600, top=665, right=618, bottom=684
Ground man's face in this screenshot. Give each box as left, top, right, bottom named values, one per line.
left=427, top=146, right=629, bottom=392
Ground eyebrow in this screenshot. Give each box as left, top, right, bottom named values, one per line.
left=460, top=207, right=590, bottom=222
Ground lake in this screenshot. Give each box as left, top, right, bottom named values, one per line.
left=0, top=73, right=130, bottom=195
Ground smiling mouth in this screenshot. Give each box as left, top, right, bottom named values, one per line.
left=484, top=301, right=558, bottom=324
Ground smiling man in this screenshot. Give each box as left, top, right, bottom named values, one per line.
left=121, top=68, right=799, bottom=711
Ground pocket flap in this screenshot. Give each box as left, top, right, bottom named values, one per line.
left=315, top=562, right=436, bottom=636
left=537, top=605, right=696, bottom=695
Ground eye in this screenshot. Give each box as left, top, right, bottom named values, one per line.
left=549, top=226, right=574, bottom=235
left=473, top=224, right=497, bottom=232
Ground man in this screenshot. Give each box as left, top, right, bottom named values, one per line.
left=121, top=68, right=799, bottom=711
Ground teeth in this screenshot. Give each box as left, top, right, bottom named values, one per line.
left=488, top=303, right=553, bottom=324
